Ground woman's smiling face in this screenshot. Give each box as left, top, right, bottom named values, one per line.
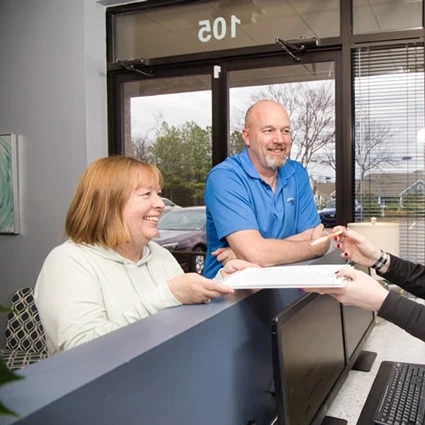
left=122, top=183, right=165, bottom=246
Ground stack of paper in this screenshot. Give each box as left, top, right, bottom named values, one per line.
left=223, top=264, right=349, bottom=289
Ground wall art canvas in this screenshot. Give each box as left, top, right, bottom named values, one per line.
left=0, top=134, right=20, bottom=234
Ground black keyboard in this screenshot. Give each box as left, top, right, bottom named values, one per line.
left=374, top=362, right=425, bottom=425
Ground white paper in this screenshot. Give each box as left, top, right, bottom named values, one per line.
left=222, top=264, right=349, bottom=289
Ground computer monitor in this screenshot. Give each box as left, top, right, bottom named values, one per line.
left=309, top=247, right=377, bottom=371
left=341, top=305, right=376, bottom=371
left=271, top=293, right=347, bottom=425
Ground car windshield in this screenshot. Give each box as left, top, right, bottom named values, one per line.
left=325, top=199, right=336, bottom=208
left=162, top=198, right=173, bottom=206
left=158, top=209, right=206, bottom=231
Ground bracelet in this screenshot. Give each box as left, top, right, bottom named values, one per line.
left=371, top=250, right=388, bottom=272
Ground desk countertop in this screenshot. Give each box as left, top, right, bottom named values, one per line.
left=327, top=303, right=425, bottom=425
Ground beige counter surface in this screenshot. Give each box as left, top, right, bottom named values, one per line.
left=327, top=312, right=425, bottom=424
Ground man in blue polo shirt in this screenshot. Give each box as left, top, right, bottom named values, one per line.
left=203, top=99, right=330, bottom=279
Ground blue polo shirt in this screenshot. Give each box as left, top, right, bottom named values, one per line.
left=203, top=147, right=320, bottom=278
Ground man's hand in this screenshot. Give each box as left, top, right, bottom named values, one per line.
left=311, top=223, right=327, bottom=240
left=285, top=224, right=326, bottom=243
left=212, top=247, right=237, bottom=265
left=220, top=258, right=259, bottom=278
left=311, top=224, right=330, bottom=255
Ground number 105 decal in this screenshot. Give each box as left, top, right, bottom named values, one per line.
left=198, top=15, right=241, bottom=43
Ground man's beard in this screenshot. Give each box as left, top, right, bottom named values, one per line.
left=265, top=154, right=287, bottom=171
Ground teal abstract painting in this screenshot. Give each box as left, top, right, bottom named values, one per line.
left=0, top=134, right=20, bottom=234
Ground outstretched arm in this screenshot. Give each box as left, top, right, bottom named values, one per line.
left=226, top=224, right=329, bottom=267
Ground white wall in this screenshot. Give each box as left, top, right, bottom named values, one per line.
left=0, top=0, right=107, bottom=346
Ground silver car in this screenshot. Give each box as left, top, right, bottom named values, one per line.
left=154, top=206, right=206, bottom=274
left=161, top=197, right=181, bottom=215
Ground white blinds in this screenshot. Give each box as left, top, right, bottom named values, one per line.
left=353, top=44, right=425, bottom=265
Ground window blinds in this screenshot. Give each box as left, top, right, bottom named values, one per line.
left=353, top=44, right=425, bottom=265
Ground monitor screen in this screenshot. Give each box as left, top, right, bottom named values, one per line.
left=341, top=305, right=375, bottom=370
left=271, top=293, right=346, bottom=425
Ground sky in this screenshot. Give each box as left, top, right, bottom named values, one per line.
left=130, top=85, right=258, bottom=136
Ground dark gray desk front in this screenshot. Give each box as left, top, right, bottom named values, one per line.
left=0, top=249, right=344, bottom=425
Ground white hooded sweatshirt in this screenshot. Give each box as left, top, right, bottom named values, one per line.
left=34, top=240, right=183, bottom=354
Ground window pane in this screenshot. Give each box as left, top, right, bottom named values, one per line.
left=123, top=75, right=212, bottom=206
left=353, top=0, right=423, bottom=35
left=113, top=0, right=339, bottom=62
left=353, top=44, right=425, bottom=265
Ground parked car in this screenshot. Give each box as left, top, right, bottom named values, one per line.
left=154, top=206, right=207, bottom=274
left=318, top=199, right=363, bottom=227
left=161, top=197, right=181, bottom=214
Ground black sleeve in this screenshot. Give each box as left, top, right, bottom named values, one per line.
left=379, top=254, right=425, bottom=298
left=378, top=291, right=425, bottom=342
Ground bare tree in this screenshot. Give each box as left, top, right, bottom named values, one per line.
left=318, top=108, right=397, bottom=192
left=131, top=119, right=161, bottom=162
left=353, top=115, right=397, bottom=193
left=229, top=129, right=245, bottom=155
left=131, top=134, right=152, bottom=162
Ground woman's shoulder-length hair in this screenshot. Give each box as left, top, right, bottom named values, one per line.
left=65, top=156, right=163, bottom=247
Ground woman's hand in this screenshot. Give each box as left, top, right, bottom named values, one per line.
left=304, top=266, right=389, bottom=312
left=331, top=225, right=382, bottom=267
left=168, top=273, right=234, bottom=305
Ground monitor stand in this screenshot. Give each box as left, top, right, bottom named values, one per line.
left=321, top=416, right=347, bottom=425
left=352, top=350, right=377, bottom=372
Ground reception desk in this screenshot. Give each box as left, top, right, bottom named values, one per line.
left=0, top=249, right=343, bottom=425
